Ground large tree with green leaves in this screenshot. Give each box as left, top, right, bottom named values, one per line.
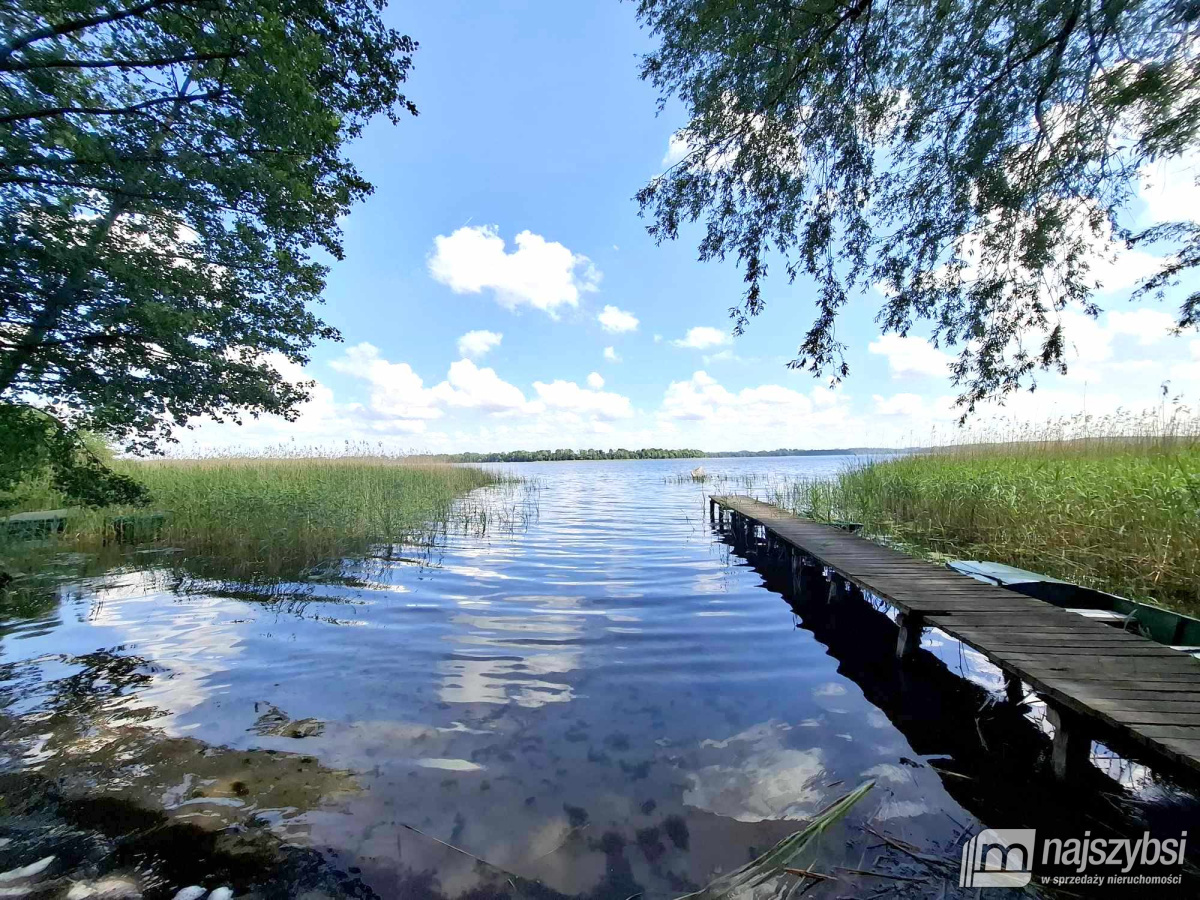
left=635, top=0, right=1200, bottom=412
left=0, top=0, right=416, bottom=465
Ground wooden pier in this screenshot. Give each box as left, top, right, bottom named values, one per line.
left=710, top=494, right=1200, bottom=782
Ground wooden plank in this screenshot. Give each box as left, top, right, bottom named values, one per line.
left=1083, top=699, right=1200, bottom=718
left=1039, top=681, right=1200, bottom=697
left=931, top=628, right=1147, bottom=643
left=978, top=644, right=1177, bottom=657
left=713, top=493, right=1200, bottom=776
left=1124, top=724, right=1200, bottom=740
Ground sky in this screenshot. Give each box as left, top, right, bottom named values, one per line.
left=188, top=0, right=1200, bottom=454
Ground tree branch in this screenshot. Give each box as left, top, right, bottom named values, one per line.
left=0, top=49, right=242, bottom=73
left=0, top=88, right=225, bottom=125
left=0, top=0, right=208, bottom=64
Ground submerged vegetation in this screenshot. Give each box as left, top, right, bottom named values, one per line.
left=0, top=452, right=502, bottom=593
left=763, top=411, right=1200, bottom=613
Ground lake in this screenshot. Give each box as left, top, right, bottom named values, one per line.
left=1, top=456, right=1197, bottom=898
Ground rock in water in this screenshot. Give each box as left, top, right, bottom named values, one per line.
left=172, top=888, right=207, bottom=900
left=208, top=890, right=234, bottom=900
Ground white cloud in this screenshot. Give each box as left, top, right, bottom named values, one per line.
left=873, top=393, right=935, bottom=417
left=673, top=326, right=731, bottom=350
left=428, top=225, right=599, bottom=315
left=1055, top=307, right=1179, bottom=382
left=330, top=343, right=442, bottom=422
left=662, top=132, right=691, bottom=167
left=702, top=349, right=746, bottom=365
left=660, top=117, right=757, bottom=173
left=1104, top=309, right=1177, bottom=345
left=868, top=334, right=952, bottom=378
left=1169, top=339, right=1200, bottom=385
left=330, top=343, right=532, bottom=427
left=456, top=329, right=502, bottom=359
left=532, top=380, right=633, bottom=420
left=603, top=346, right=620, bottom=362
left=597, top=304, right=639, bottom=333
left=1140, top=152, right=1200, bottom=225
left=432, top=359, right=531, bottom=413
left=661, top=371, right=847, bottom=433
left=586, top=372, right=605, bottom=389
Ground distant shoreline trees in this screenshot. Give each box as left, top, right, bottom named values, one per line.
left=420, top=447, right=901, bottom=463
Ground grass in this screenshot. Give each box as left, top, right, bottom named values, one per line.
left=762, top=410, right=1200, bottom=614
left=0, top=450, right=503, bottom=593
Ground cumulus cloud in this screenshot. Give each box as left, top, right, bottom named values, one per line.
left=673, top=326, right=731, bottom=350
left=1140, top=152, right=1200, bottom=226
left=598, top=304, right=639, bottom=333
left=872, top=393, right=936, bottom=417
left=432, top=359, right=531, bottom=413
left=428, top=225, right=599, bottom=315
left=603, top=346, right=620, bottom=362
left=662, top=132, right=691, bottom=168
left=587, top=372, right=605, bottom=389
left=331, top=343, right=443, bottom=422
left=331, top=343, right=532, bottom=428
left=868, top=334, right=952, bottom=378
left=1170, top=339, right=1200, bottom=384
left=533, top=379, right=633, bottom=420
left=456, top=329, right=502, bottom=359
left=1055, top=307, right=1179, bottom=382
left=661, top=371, right=846, bottom=434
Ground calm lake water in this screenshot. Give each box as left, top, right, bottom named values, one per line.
left=1, top=456, right=1197, bottom=898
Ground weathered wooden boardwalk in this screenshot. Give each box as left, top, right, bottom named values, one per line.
left=711, top=494, right=1200, bottom=782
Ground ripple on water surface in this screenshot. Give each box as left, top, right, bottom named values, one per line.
left=1, top=457, right=1197, bottom=898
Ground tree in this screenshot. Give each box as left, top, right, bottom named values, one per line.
left=634, top=0, right=1200, bottom=413
left=0, top=0, right=417, bottom=456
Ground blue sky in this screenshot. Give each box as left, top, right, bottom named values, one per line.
left=191, top=0, right=1200, bottom=453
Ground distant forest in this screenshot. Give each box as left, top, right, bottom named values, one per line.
left=420, top=448, right=903, bottom=463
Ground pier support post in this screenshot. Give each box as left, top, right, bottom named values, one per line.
left=790, top=553, right=825, bottom=601
left=894, top=612, right=923, bottom=661
left=1046, top=704, right=1090, bottom=782
left=1005, top=674, right=1025, bottom=706
left=826, top=575, right=848, bottom=605
left=709, top=498, right=716, bottom=522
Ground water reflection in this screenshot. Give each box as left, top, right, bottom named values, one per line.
left=0, top=457, right=1196, bottom=898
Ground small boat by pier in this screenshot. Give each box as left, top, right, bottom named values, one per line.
left=948, top=560, right=1200, bottom=656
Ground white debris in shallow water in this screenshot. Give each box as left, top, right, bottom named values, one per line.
left=66, top=875, right=142, bottom=899
left=208, top=889, right=234, bottom=900
left=0, top=855, right=54, bottom=882
left=171, top=888, right=207, bottom=900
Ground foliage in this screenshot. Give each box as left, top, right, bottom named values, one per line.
left=0, top=0, right=417, bottom=452
left=0, top=404, right=147, bottom=509
left=676, top=781, right=874, bottom=900
left=115, top=455, right=498, bottom=581
left=0, top=454, right=501, bottom=590
left=766, top=415, right=1200, bottom=611
left=635, top=0, right=1200, bottom=413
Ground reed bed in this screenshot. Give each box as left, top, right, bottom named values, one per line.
left=126, top=455, right=499, bottom=580
left=764, top=409, right=1200, bottom=614
left=1, top=451, right=502, bottom=589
